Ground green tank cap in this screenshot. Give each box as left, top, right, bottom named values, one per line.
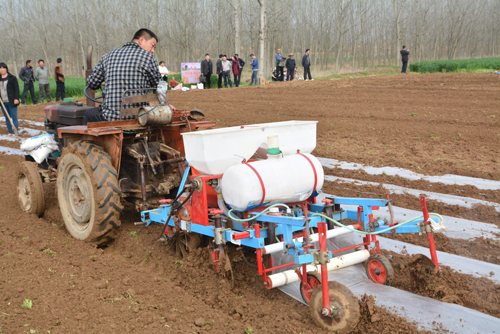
left=63, top=98, right=74, bottom=103
left=267, top=147, right=282, bottom=155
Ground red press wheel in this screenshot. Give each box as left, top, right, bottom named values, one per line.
left=300, top=272, right=322, bottom=304
left=365, top=254, right=394, bottom=286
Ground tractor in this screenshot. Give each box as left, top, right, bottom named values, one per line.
left=17, top=45, right=213, bottom=245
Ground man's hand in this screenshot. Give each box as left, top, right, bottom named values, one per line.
left=14, top=99, right=19, bottom=105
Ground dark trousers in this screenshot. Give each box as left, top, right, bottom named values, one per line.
left=304, top=66, right=312, bottom=80
left=21, top=81, right=37, bottom=104
left=223, top=71, right=232, bottom=88
left=286, top=68, right=294, bottom=81
left=56, top=81, right=65, bottom=101
left=161, top=75, right=168, bottom=82
left=83, top=107, right=106, bottom=125
left=218, top=73, right=223, bottom=88
left=203, top=74, right=212, bottom=89
left=234, top=73, right=240, bottom=87
left=401, top=61, right=408, bottom=73
left=38, top=83, right=52, bottom=102
left=277, top=66, right=284, bottom=81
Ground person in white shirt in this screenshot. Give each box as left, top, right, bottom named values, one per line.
left=221, top=55, right=232, bottom=88
left=159, top=61, right=169, bottom=82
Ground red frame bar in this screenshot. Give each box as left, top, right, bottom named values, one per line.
left=232, top=232, right=251, bottom=240
left=421, top=196, right=440, bottom=271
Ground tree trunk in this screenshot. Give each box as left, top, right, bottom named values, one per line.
left=258, top=0, right=266, bottom=80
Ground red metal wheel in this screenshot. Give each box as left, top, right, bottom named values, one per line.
left=300, top=272, right=322, bottom=304
left=365, top=254, right=394, bottom=285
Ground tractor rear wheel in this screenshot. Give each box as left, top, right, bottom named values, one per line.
left=17, top=161, right=45, bottom=217
left=57, top=141, right=122, bottom=245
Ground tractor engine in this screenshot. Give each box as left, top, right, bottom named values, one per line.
left=120, top=141, right=181, bottom=210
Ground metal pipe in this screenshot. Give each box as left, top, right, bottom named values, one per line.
left=262, top=225, right=360, bottom=255
left=266, top=249, right=370, bottom=289
left=138, top=156, right=148, bottom=211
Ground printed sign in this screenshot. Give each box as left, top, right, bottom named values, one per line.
left=181, top=63, right=201, bottom=84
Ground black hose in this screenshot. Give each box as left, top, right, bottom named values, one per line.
left=159, top=181, right=195, bottom=238
left=239, top=249, right=258, bottom=269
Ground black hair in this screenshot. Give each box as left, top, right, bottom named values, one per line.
left=26, top=60, right=31, bottom=65
left=159, top=61, right=165, bottom=65
left=223, top=54, right=227, bottom=57
left=0, top=62, right=8, bottom=72
left=133, top=28, right=159, bottom=43
left=403, top=45, right=406, bottom=49
left=250, top=54, right=254, bottom=57
left=38, top=59, right=44, bottom=63
left=205, top=54, right=210, bottom=57
left=57, top=58, right=62, bottom=63
left=235, top=54, right=239, bottom=57
left=219, top=54, right=223, bottom=58
left=305, top=49, right=310, bottom=53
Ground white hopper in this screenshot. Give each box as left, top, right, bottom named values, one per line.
left=181, top=120, right=318, bottom=175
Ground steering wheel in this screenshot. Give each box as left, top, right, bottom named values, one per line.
left=84, top=86, right=105, bottom=104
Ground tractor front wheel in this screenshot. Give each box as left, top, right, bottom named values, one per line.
left=57, top=141, right=122, bottom=245
left=365, top=254, right=394, bottom=285
left=17, top=161, right=45, bottom=217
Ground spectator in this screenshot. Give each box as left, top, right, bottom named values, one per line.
left=0, top=62, right=20, bottom=136
left=19, top=60, right=38, bottom=105
left=159, top=61, right=169, bottom=82
left=216, top=54, right=223, bottom=89
left=275, top=48, right=285, bottom=81
left=54, top=58, right=65, bottom=101
left=302, top=49, right=313, bottom=81
left=230, top=55, right=240, bottom=87
left=285, top=53, right=296, bottom=81
left=249, top=54, right=258, bottom=86
left=235, top=54, right=245, bottom=87
left=84, top=28, right=164, bottom=124
left=400, top=45, right=410, bottom=74
left=221, top=55, right=232, bottom=88
left=169, top=78, right=182, bottom=90
left=200, top=54, right=213, bottom=89
left=35, top=59, right=51, bottom=103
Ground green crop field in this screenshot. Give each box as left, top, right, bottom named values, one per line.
left=410, top=57, right=500, bottom=73
left=18, top=77, right=86, bottom=105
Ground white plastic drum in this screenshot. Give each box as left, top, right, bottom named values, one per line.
left=220, top=153, right=324, bottom=212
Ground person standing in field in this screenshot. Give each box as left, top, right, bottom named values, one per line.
left=0, top=62, right=20, bottom=136
left=55, top=58, right=65, bottom=101
left=400, top=45, right=410, bottom=74
left=235, top=54, right=245, bottom=87
left=302, top=49, right=313, bottom=81
left=230, top=55, right=240, bottom=87
left=19, top=60, right=38, bottom=106
left=285, top=53, right=296, bottom=81
left=35, top=59, right=51, bottom=103
left=216, top=54, right=223, bottom=89
left=275, top=48, right=285, bottom=82
left=221, top=55, right=232, bottom=88
left=159, top=61, right=169, bottom=82
left=249, top=54, right=258, bottom=86
left=200, top=54, right=213, bottom=89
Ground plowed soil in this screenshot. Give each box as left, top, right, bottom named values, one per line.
left=1, top=72, right=499, bottom=333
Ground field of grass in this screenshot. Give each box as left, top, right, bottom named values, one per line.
left=410, top=57, right=500, bottom=73
left=18, top=77, right=86, bottom=105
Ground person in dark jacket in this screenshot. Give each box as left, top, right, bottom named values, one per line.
left=302, top=49, right=313, bottom=81
left=54, top=58, right=65, bottom=101
left=200, top=54, right=213, bottom=89
left=236, top=54, right=245, bottom=87
left=231, top=54, right=242, bottom=87
left=285, top=53, right=296, bottom=81
left=0, top=62, right=20, bottom=135
left=400, top=45, right=410, bottom=73
left=19, top=60, right=38, bottom=105
left=216, top=54, right=223, bottom=89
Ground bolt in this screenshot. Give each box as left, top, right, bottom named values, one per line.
left=322, top=308, right=329, bottom=316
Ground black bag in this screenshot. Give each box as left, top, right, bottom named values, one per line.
left=199, top=75, right=206, bottom=83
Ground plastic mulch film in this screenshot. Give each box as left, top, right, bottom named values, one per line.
left=319, top=157, right=500, bottom=191
left=271, top=233, right=500, bottom=333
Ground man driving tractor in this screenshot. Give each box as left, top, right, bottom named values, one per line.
left=83, top=28, right=169, bottom=124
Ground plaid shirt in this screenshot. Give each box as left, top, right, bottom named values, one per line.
left=87, top=42, right=161, bottom=121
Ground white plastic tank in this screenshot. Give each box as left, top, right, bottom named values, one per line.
left=220, top=153, right=324, bottom=212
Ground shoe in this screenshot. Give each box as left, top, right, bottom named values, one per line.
left=311, top=79, right=314, bottom=81
left=8, top=133, right=15, bottom=137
